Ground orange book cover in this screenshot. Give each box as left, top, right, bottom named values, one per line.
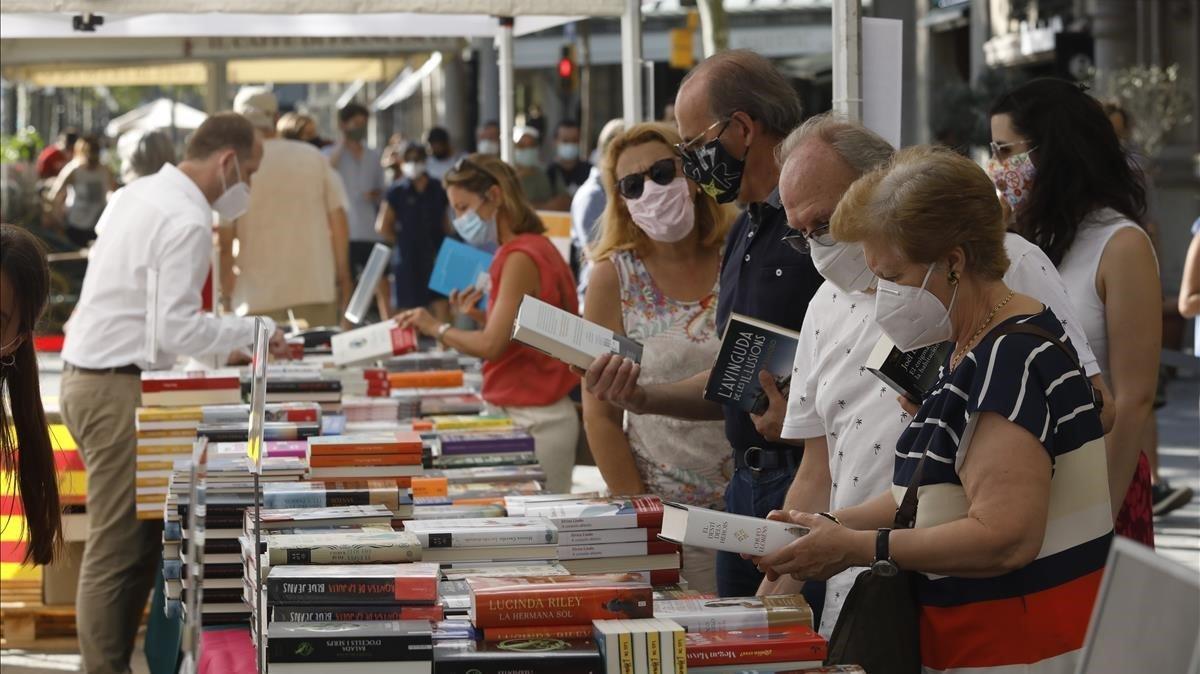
left=411, top=476, right=449, bottom=498
left=483, top=625, right=595, bottom=642
left=388, top=370, right=464, bottom=389
left=469, top=574, right=653, bottom=628
left=310, top=453, right=423, bottom=468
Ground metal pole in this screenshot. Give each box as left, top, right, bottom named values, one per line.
left=832, top=0, right=863, bottom=123
left=620, top=0, right=644, bottom=124
left=496, top=16, right=516, bottom=163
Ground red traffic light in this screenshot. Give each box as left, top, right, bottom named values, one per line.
left=558, top=57, right=574, bottom=79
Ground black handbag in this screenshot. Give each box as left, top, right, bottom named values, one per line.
left=824, top=430, right=934, bottom=674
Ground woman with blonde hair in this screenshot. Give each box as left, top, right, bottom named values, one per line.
left=582, top=123, right=732, bottom=593
left=396, top=154, right=579, bottom=493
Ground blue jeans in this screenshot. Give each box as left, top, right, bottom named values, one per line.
left=716, top=465, right=826, bottom=627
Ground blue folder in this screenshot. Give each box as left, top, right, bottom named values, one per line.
left=428, top=238, right=493, bottom=310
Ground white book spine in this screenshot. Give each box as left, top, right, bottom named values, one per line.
left=557, top=528, right=650, bottom=546
left=557, top=542, right=650, bottom=560
left=659, top=502, right=806, bottom=556
left=410, top=528, right=556, bottom=548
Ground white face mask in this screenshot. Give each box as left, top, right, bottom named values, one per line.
left=810, top=240, right=875, bottom=293
left=402, top=161, right=426, bottom=180
left=213, top=155, right=251, bottom=221
left=514, top=148, right=541, bottom=168
left=477, top=139, right=500, bottom=156
left=874, top=263, right=957, bottom=352
left=557, top=142, right=581, bottom=162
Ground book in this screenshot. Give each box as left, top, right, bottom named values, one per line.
left=332, top=319, right=419, bottom=366
left=556, top=529, right=659, bottom=546
left=309, top=432, right=423, bottom=456
left=411, top=504, right=506, bottom=520
left=703, top=313, right=800, bottom=414
left=687, top=662, right=824, bottom=673
left=140, top=369, right=240, bottom=391
left=264, top=530, right=422, bottom=565
left=864, top=334, right=953, bottom=402
left=658, top=502, right=808, bottom=556
left=482, top=625, right=595, bottom=642
left=594, top=618, right=685, bottom=674
left=683, top=625, right=827, bottom=668
left=389, top=371, right=465, bottom=389
left=521, top=496, right=663, bottom=532
left=468, top=574, right=653, bottom=628
left=262, top=483, right=403, bottom=510
left=309, top=465, right=424, bottom=479
left=432, top=638, right=603, bottom=674
left=439, top=562, right=570, bottom=581
left=431, top=415, right=513, bottom=432
left=437, top=430, right=536, bottom=456
left=557, top=541, right=679, bottom=561
left=420, top=545, right=557, bottom=564
left=511, top=295, right=643, bottom=370
left=559, top=553, right=680, bottom=575
left=267, top=563, right=440, bottom=605
left=264, top=379, right=343, bottom=393
left=141, top=388, right=243, bottom=407
left=403, top=518, right=557, bottom=548
left=267, top=620, right=433, bottom=663
left=271, top=605, right=444, bottom=623
left=652, top=594, right=813, bottom=633
left=310, top=454, right=423, bottom=468
left=250, top=504, right=396, bottom=532
left=428, top=237, right=493, bottom=309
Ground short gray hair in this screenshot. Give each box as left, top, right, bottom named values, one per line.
left=121, top=129, right=175, bottom=183
left=776, top=112, right=895, bottom=177
left=682, top=50, right=803, bottom=138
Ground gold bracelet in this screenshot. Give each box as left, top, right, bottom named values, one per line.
left=818, top=512, right=842, bottom=526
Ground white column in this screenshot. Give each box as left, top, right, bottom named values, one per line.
left=620, top=0, right=644, bottom=125
left=831, top=0, right=863, bottom=123
left=496, top=16, right=516, bottom=163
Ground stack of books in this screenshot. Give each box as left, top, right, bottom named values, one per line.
left=653, top=594, right=814, bottom=633
left=402, top=517, right=558, bottom=565
left=594, top=618, right=686, bottom=674
left=307, top=432, right=425, bottom=485
left=261, top=377, right=343, bottom=416
left=344, top=397, right=407, bottom=424
left=389, top=370, right=464, bottom=390
left=682, top=625, right=828, bottom=673
left=268, top=620, right=434, bottom=674
left=436, top=562, right=571, bottom=616
left=414, top=388, right=485, bottom=417
left=436, top=429, right=535, bottom=465
left=338, top=367, right=392, bottom=398
left=429, top=415, right=512, bottom=433
left=383, top=352, right=461, bottom=373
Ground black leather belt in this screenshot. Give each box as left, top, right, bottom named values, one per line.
left=64, top=362, right=142, bottom=376
left=734, top=445, right=802, bottom=472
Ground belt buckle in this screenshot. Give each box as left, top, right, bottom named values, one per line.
left=744, top=446, right=764, bottom=473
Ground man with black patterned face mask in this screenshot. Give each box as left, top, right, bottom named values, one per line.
left=582, top=50, right=826, bottom=605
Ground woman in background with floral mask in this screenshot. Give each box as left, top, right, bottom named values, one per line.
left=395, top=154, right=580, bottom=493
left=580, top=123, right=732, bottom=593
left=989, top=78, right=1161, bottom=545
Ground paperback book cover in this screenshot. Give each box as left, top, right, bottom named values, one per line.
left=261, top=482, right=402, bottom=510
left=511, top=295, right=643, bottom=370
left=659, top=502, right=808, bottom=556
left=683, top=625, right=827, bottom=667
left=389, top=370, right=465, bottom=389
left=482, top=625, right=595, bottom=642
left=264, top=530, right=422, bottom=565
left=331, top=319, right=419, bottom=366
left=271, top=604, right=444, bottom=623
left=703, top=313, right=799, bottom=414
left=653, top=594, right=814, bottom=633
left=468, top=574, right=653, bottom=628
left=403, top=517, right=557, bottom=548
left=520, top=496, right=663, bottom=532
left=432, top=638, right=603, bottom=674
left=309, top=432, right=423, bottom=456
left=267, top=620, right=433, bottom=663
left=864, top=334, right=953, bottom=402
left=437, top=430, right=536, bottom=456
left=556, top=541, right=678, bottom=561
left=267, top=563, right=440, bottom=604
left=428, top=237, right=493, bottom=309
left=250, top=504, right=395, bottom=531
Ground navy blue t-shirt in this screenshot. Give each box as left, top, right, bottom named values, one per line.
left=386, top=176, right=449, bottom=309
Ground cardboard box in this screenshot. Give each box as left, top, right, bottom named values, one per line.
left=42, top=541, right=84, bottom=606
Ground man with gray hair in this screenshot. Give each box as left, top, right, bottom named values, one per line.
left=220, top=86, right=353, bottom=327
left=749, top=113, right=1108, bottom=637
left=582, top=50, right=826, bottom=602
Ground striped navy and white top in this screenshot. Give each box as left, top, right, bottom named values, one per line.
left=891, top=309, right=1112, bottom=674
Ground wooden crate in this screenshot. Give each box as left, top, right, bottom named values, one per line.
left=0, top=602, right=77, bottom=647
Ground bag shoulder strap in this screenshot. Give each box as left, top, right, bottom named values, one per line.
left=894, top=430, right=935, bottom=530
left=989, top=321, right=1102, bottom=410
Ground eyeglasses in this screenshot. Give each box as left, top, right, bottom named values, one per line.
left=673, top=118, right=731, bottom=156
left=617, top=158, right=679, bottom=200
left=780, top=222, right=834, bottom=254
left=988, top=140, right=1036, bottom=161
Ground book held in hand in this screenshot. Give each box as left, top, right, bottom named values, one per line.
left=428, top=238, right=493, bottom=309
left=864, top=334, right=953, bottom=402
left=658, top=502, right=807, bottom=556
left=332, top=319, right=419, bottom=366
left=511, top=295, right=643, bottom=369
left=703, top=313, right=800, bottom=414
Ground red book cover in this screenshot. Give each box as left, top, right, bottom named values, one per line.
left=684, top=625, right=827, bottom=667
left=141, top=377, right=240, bottom=393
left=310, top=453, right=423, bottom=468
left=309, top=434, right=423, bottom=456
left=649, top=569, right=682, bottom=586
left=360, top=368, right=389, bottom=382
left=390, top=325, right=418, bottom=356
left=469, top=573, right=653, bottom=628
left=483, top=625, right=595, bottom=642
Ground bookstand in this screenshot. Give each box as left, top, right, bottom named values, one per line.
left=246, top=319, right=270, bottom=673
left=344, top=243, right=391, bottom=325
left=179, top=437, right=209, bottom=674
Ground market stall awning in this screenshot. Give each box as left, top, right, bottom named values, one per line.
left=372, top=52, right=442, bottom=110
left=1, top=0, right=623, bottom=13
left=104, top=97, right=208, bottom=137
left=4, top=57, right=409, bottom=87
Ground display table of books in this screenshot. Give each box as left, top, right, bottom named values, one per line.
left=144, top=322, right=860, bottom=674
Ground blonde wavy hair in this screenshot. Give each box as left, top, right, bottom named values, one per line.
left=443, top=154, right=545, bottom=236
left=590, top=123, right=731, bottom=261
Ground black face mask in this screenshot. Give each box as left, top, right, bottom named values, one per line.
left=308, top=137, right=329, bottom=149
left=679, top=120, right=748, bottom=204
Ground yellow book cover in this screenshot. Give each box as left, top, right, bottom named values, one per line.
left=135, top=477, right=170, bottom=488
left=431, top=416, right=513, bottom=431
left=647, top=628, right=662, bottom=674
left=672, top=629, right=687, bottom=673
left=136, top=407, right=203, bottom=422
left=618, top=630, right=634, bottom=674
left=136, top=428, right=200, bottom=439
left=136, top=444, right=195, bottom=456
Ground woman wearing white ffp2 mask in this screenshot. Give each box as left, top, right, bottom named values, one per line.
left=578, top=122, right=734, bottom=594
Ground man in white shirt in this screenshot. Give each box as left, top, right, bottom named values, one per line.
left=747, top=114, right=1113, bottom=638
left=219, top=87, right=352, bottom=327
left=59, top=112, right=286, bottom=674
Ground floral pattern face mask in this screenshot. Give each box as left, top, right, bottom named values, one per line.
left=986, top=150, right=1037, bottom=213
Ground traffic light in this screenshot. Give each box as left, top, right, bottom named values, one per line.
left=558, top=44, right=576, bottom=93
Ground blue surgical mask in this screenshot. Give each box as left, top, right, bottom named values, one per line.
left=453, top=206, right=499, bottom=251
left=514, top=148, right=541, bottom=168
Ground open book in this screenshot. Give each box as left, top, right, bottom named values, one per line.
left=511, top=295, right=643, bottom=370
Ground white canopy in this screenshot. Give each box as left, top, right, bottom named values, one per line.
left=1, top=0, right=623, bottom=13
left=104, top=98, right=208, bottom=137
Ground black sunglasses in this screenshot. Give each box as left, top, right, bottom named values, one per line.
left=617, top=158, right=679, bottom=200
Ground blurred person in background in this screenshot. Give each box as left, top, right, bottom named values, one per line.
left=512, top=126, right=559, bottom=209
left=327, top=102, right=387, bottom=295
left=582, top=123, right=732, bottom=593
left=989, top=79, right=1173, bottom=530
left=547, top=119, right=591, bottom=203
left=571, top=118, right=626, bottom=308
left=375, top=141, right=451, bottom=321
left=50, top=135, right=116, bottom=247
left=425, top=126, right=464, bottom=181
left=221, top=87, right=353, bottom=328
left=36, top=128, right=79, bottom=180
left=396, top=155, right=579, bottom=493
left=0, top=224, right=63, bottom=570
left=1182, top=218, right=1200, bottom=356
left=61, top=113, right=289, bottom=674
left=476, top=120, right=501, bottom=156
left=277, top=112, right=323, bottom=147
left=117, top=129, right=175, bottom=185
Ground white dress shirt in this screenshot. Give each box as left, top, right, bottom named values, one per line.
left=779, top=232, right=1099, bottom=637
left=62, top=164, right=274, bottom=370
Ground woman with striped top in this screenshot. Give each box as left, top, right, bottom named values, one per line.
left=756, top=146, right=1111, bottom=673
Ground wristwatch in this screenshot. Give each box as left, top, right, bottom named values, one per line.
left=872, top=528, right=899, bottom=577
left=436, top=323, right=453, bottom=343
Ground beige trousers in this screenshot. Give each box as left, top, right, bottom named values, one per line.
left=60, top=369, right=162, bottom=674
left=493, top=397, right=581, bottom=494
